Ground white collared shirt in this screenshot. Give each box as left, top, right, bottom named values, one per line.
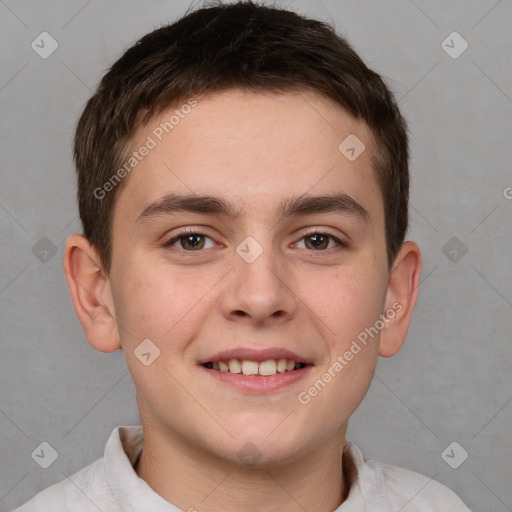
left=12, top=425, right=471, bottom=511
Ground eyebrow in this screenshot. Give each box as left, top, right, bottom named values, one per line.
left=134, top=192, right=370, bottom=225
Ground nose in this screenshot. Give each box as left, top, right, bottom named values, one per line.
left=220, top=238, right=298, bottom=327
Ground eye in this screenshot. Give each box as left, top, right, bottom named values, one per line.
left=162, top=229, right=346, bottom=253
left=295, top=231, right=346, bottom=251
left=163, top=229, right=216, bottom=251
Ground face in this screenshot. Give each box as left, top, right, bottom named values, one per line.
left=108, top=89, right=390, bottom=465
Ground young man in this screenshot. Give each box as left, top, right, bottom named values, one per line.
left=13, top=1, right=471, bottom=510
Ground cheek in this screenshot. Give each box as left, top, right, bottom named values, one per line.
left=113, top=267, right=207, bottom=413
left=304, top=265, right=387, bottom=346
left=113, top=261, right=218, bottom=350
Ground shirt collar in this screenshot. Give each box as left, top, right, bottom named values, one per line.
left=103, top=425, right=389, bottom=511
left=104, top=425, right=181, bottom=511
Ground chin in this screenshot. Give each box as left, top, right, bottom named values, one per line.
left=212, top=424, right=311, bottom=468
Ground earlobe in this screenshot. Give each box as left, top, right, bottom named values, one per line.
left=63, top=233, right=122, bottom=353
left=378, top=241, right=422, bottom=358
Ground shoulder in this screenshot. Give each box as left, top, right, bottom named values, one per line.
left=377, top=460, right=472, bottom=511
left=10, top=457, right=110, bottom=512
left=10, top=425, right=146, bottom=512
left=344, top=442, right=472, bottom=511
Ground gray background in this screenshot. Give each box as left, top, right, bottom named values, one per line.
left=0, top=0, right=511, bottom=510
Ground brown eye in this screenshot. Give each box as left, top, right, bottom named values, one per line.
left=163, top=231, right=216, bottom=251
left=179, top=234, right=205, bottom=250
left=298, top=231, right=347, bottom=251
left=295, top=231, right=347, bottom=252
left=304, top=233, right=330, bottom=250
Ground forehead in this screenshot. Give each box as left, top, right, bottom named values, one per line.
left=114, top=89, right=383, bottom=227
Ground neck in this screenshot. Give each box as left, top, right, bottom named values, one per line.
left=134, top=423, right=349, bottom=512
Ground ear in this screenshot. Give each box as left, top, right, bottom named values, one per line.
left=63, top=233, right=122, bottom=353
left=378, top=241, right=422, bottom=358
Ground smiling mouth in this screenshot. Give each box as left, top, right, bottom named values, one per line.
left=202, top=358, right=309, bottom=377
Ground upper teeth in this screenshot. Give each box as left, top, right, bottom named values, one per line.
left=211, top=358, right=299, bottom=376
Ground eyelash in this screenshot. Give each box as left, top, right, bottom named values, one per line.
left=162, top=228, right=348, bottom=253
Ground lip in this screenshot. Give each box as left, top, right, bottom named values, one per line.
left=198, top=363, right=313, bottom=393
left=197, top=347, right=311, bottom=365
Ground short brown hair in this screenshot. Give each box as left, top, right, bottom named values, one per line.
left=74, top=0, right=409, bottom=273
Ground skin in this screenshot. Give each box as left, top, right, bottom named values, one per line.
left=64, top=89, right=421, bottom=512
